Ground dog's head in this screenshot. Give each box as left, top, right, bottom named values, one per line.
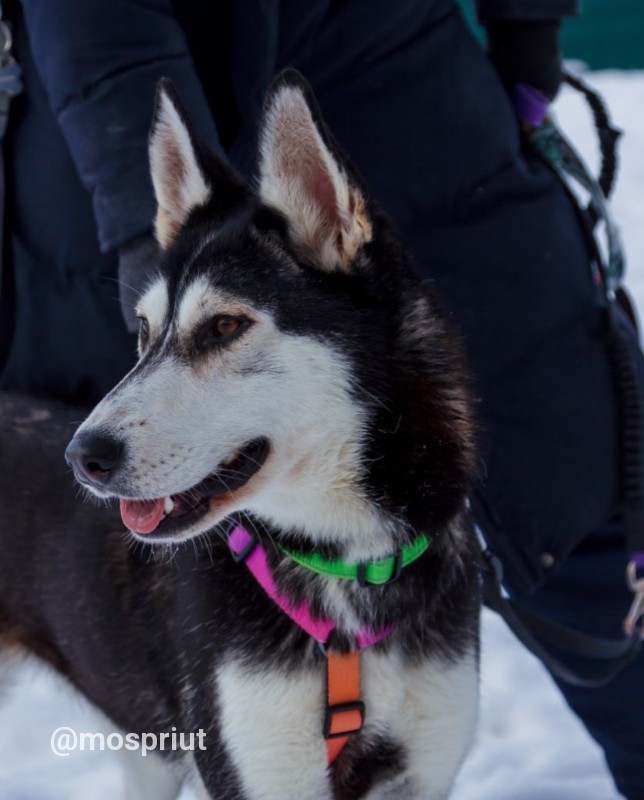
left=66, top=71, right=474, bottom=554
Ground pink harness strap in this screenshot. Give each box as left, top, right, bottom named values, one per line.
left=227, top=525, right=393, bottom=649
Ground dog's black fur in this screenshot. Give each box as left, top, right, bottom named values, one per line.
left=0, top=71, right=481, bottom=799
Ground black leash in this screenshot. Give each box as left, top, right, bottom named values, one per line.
left=480, top=71, right=644, bottom=688
left=481, top=545, right=641, bottom=688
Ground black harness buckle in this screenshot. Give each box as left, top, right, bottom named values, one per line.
left=357, top=551, right=403, bottom=587
left=228, top=522, right=258, bottom=564
left=323, top=701, right=365, bottom=740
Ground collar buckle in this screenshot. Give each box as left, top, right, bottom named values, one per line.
left=357, top=550, right=403, bottom=587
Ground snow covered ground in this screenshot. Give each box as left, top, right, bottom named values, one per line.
left=1, top=70, right=643, bottom=799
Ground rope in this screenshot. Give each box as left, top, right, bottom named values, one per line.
left=563, top=71, right=621, bottom=206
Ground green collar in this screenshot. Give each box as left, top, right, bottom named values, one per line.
left=280, top=534, right=431, bottom=587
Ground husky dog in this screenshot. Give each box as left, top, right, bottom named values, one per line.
left=3, top=71, right=480, bottom=799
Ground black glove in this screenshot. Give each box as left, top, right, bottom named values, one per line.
left=118, top=233, right=160, bottom=333
left=487, top=19, right=563, bottom=101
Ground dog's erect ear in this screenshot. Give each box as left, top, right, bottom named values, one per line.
left=258, top=70, right=372, bottom=273
left=149, top=79, right=212, bottom=249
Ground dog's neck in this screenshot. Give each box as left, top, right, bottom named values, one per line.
left=250, top=472, right=407, bottom=563
left=249, top=415, right=459, bottom=562
left=241, top=487, right=462, bottom=643
left=238, top=403, right=471, bottom=640
left=245, top=313, right=472, bottom=565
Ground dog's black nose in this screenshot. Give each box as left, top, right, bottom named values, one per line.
left=65, top=431, right=123, bottom=486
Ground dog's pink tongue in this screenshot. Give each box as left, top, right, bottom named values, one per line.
left=119, top=498, right=165, bottom=534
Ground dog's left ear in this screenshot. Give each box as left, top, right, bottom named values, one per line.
left=258, top=70, right=372, bottom=273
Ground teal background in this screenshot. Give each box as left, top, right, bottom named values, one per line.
left=458, top=0, right=644, bottom=69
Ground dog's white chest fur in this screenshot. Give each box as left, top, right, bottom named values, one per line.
left=215, top=649, right=478, bottom=800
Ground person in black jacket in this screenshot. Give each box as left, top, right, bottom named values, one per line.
left=1, top=1, right=642, bottom=796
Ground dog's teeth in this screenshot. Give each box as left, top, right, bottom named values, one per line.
left=164, top=496, right=174, bottom=514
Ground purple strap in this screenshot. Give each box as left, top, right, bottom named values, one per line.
left=511, top=83, right=550, bottom=127
left=631, top=552, right=644, bottom=571
left=228, top=525, right=393, bottom=649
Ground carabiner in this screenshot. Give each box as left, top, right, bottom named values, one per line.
left=624, top=561, right=644, bottom=638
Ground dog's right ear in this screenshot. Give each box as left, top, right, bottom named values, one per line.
left=258, top=70, right=373, bottom=274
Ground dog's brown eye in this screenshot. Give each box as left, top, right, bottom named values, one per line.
left=214, top=316, right=241, bottom=337
left=196, top=315, right=248, bottom=351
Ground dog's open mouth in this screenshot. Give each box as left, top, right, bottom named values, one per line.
left=119, top=437, right=269, bottom=536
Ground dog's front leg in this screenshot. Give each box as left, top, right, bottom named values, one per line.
left=215, top=659, right=332, bottom=800
left=360, top=650, right=479, bottom=800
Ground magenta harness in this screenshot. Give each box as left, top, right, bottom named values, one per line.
left=228, top=524, right=394, bottom=649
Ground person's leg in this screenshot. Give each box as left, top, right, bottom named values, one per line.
left=515, top=518, right=644, bottom=799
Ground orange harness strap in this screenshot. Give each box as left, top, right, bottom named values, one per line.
left=324, top=650, right=365, bottom=764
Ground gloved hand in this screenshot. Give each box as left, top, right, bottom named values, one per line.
left=118, top=233, right=160, bottom=333
left=486, top=20, right=563, bottom=126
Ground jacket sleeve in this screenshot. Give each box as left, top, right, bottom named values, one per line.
left=21, top=0, right=223, bottom=253
left=475, top=0, right=581, bottom=22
